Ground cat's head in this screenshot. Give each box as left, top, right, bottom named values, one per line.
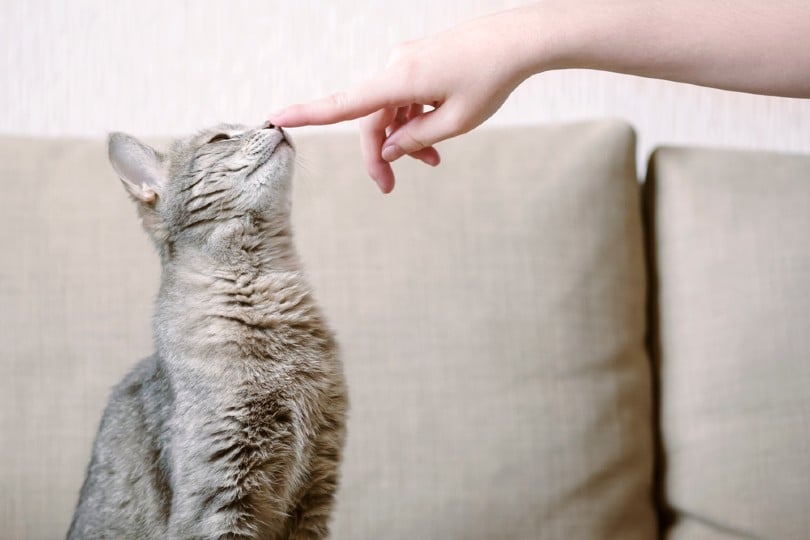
left=108, top=122, right=294, bottom=261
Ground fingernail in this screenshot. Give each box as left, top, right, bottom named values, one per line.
left=381, top=144, right=402, bottom=162
left=268, top=108, right=288, bottom=121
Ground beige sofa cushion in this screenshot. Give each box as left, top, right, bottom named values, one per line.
left=647, top=147, right=810, bottom=540
left=293, top=121, right=657, bottom=539
left=0, top=120, right=656, bottom=539
left=0, top=137, right=161, bottom=540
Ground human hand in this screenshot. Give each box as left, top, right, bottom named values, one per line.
left=269, top=8, right=537, bottom=193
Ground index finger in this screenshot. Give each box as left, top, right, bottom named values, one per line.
left=268, top=75, right=407, bottom=127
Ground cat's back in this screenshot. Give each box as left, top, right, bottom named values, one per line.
left=68, top=354, right=173, bottom=540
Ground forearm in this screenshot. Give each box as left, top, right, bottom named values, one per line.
left=509, top=0, right=810, bottom=98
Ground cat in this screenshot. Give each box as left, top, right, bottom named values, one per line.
left=67, top=123, right=347, bottom=540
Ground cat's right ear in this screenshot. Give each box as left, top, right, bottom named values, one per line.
left=108, top=133, right=167, bottom=204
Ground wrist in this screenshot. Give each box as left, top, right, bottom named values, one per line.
left=508, top=0, right=648, bottom=76
left=495, top=2, right=577, bottom=78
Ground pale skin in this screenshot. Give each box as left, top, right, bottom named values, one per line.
left=268, top=1, right=810, bottom=194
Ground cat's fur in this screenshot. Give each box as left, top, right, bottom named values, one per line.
left=67, top=124, right=347, bottom=540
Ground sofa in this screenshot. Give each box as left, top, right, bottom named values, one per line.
left=1, top=119, right=808, bottom=539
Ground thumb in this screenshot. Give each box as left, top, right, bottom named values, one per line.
left=380, top=106, right=463, bottom=162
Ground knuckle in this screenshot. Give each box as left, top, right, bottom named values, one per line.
left=393, top=59, right=419, bottom=86
left=389, top=41, right=415, bottom=62
left=399, top=129, right=427, bottom=152
left=387, top=43, right=420, bottom=78
left=328, top=91, right=351, bottom=111
left=446, top=109, right=471, bottom=135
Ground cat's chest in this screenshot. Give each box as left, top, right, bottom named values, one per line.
left=160, top=343, right=340, bottom=480
left=167, top=358, right=330, bottom=440
left=156, top=356, right=331, bottom=534
left=166, top=368, right=319, bottom=494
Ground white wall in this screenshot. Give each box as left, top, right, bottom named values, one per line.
left=3, top=0, right=810, bottom=169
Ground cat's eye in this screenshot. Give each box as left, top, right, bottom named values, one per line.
left=207, top=133, right=231, bottom=144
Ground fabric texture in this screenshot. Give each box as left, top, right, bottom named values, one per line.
left=646, top=147, right=810, bottom=540
left=0, top=137, right=160, bottom=540
left=293, top=121, right=656, bottom=539
left=0, top=120, right=657, bottom=539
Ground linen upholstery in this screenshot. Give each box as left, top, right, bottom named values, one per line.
left=0, top=137, right=160, bottom=540
left=295, top=121, right=656, bottom=540
left=0, top=120, right=657, bottom=539
left=646, top=147, right=810, bottom=540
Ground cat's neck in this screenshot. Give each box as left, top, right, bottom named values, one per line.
left=152, top=228, right=326, bottom=363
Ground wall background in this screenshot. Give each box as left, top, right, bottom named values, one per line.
left=3, top=0, right=810, bottom=170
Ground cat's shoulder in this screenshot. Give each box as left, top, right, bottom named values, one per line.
left=114, top=353, right=167, bottom=395
left=100, top=353, right=172, bottom=436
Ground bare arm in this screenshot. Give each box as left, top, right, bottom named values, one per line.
left=269, top=1, right=810, bottom=193
left=539, top=0, right=810, bottom=97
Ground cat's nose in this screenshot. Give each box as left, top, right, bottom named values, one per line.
left=255, top=120, right=293, bottom=150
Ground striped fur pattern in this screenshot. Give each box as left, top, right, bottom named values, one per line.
left=68, top=124, right=347, bottom=539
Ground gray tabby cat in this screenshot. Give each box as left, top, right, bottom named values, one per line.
left=68, top=123, right=347, bottom=540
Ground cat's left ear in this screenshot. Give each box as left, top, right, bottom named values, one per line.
left=108, top=133, right=167, bottom=204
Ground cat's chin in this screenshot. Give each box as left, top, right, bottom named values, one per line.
left=248, top=141, right=294, bottom=187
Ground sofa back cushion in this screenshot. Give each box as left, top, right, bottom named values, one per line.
left=646, top=146, right=810, bottom=540
left=293, top=121, right=657, bottom=539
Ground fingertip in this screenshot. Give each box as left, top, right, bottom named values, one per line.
left=368, top=163, right=395, bottom=194
left=381, top=144, right=404, bottom=162
left=377, top=176, right=395, bottom=194
left=267, top=107, right=287, bottom=120
left=268, top=106, right=304, bottom=127
left=370, top=165, right=395, bottom=194
left=270, top=103, right=332, bottom=127
left=408, top=147, right=441, bottom=166
left=423, top=148, right=441, bottom=166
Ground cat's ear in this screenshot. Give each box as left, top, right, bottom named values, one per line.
left=108, top=133, right=167, bottom=204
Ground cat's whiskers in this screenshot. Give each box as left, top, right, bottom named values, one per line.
left=293, top=152, right=317, bottom=202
